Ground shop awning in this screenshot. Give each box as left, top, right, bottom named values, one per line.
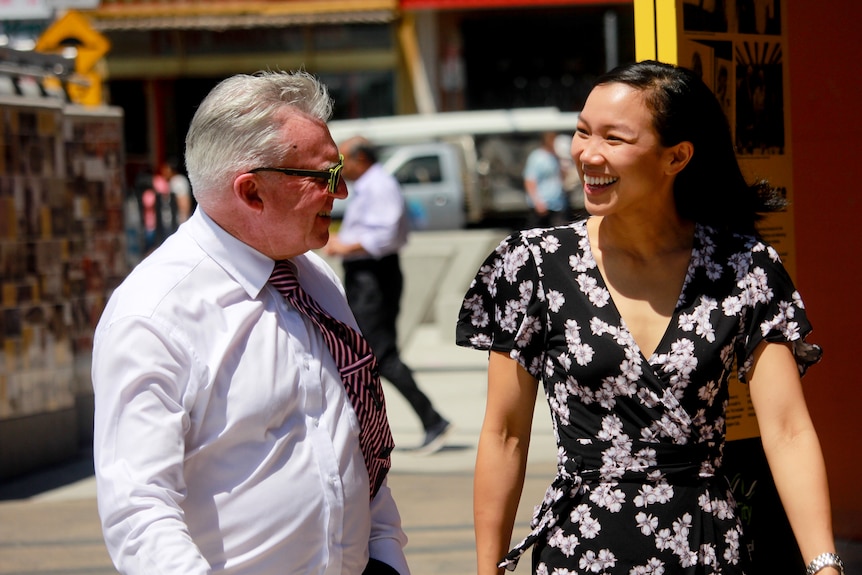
left=83, top=0, right=398, bottom=32
left=89, top=11, right=395, bottom=32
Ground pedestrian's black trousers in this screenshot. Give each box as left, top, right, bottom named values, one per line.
left=343, top=254, right=443, bottom=431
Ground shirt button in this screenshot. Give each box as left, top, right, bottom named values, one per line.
left=312, top=417, right=319, bottom=427
left=329, top=476, right=338, bottom=486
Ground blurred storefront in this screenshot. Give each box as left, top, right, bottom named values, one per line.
left=65, top=0, right=634, bottom=181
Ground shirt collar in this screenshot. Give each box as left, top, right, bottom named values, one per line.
left=186, top=208, right=276, bottom=299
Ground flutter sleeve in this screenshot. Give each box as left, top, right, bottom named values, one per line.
left=735, top=243, right=822, bottom=382
left=455, top=233, right=548, bottom=379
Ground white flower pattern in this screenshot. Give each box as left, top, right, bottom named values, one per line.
left=456, top=220, right=820, bottom=574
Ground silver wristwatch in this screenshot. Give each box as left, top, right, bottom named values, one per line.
left=806, top=552, right=845, bottom=575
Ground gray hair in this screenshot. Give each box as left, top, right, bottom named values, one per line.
left=184, top=70, right=333, bottom=202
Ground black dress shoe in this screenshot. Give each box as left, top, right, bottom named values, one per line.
left=415, top=419, right=452, bottom=455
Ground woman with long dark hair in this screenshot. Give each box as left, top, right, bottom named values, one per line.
left=457, top=60, right=839, bottom=575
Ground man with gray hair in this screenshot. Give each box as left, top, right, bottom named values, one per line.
left=92, top=71, right=409, bottom=575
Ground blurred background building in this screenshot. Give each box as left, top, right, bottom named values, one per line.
left=3, top=0, right=634, bottom=181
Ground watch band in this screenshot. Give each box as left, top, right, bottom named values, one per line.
left=806, top=552, right=845, bottom=575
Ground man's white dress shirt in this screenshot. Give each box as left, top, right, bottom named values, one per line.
left=337, top=163, right=409, bottom=261
left=92, top=208, right=408, bottom=575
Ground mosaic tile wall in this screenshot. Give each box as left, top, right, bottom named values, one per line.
left=0, top=97, right=127, bottom=421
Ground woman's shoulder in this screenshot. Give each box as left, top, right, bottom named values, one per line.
left=696, top=223, right=788, bottom=273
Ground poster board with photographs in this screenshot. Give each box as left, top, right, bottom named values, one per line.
left=678, top=0, right=793, bottom=442
left=0, top=96, right=126, bottom=421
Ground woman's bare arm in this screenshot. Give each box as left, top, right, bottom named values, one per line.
left=474, top=351, right=540, bottom=575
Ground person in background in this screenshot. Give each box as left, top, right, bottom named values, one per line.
left=153, top=164, right=177, bottom=244
left=325, top=136, right=452, bottom=455
left=161, top=158, right=193, bottom=224
left=458, top=60, right=840, bottom=575
left=522, top=130, right=572, bottom=228
left=138, top=169, right=159, bottom=253
left=554, top=132, right=586, bottom=215
left=150, top=159, right=193, bottom=244
left=92, top=70, right=409, bottom=575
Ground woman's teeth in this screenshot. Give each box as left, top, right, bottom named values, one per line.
left=584, top=175, right=618, bottom=186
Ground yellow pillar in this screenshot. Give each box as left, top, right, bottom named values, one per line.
left=397, top=12, right=437, bottom=115
left=633, top=0, right=678, bottom=64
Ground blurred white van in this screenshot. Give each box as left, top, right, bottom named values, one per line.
left=328, top=107, right=582, bottom=230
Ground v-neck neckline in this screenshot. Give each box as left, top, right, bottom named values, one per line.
left=579, top=220, right=698, bottom=363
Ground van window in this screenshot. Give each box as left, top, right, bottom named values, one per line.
left=393, top=155, right=442, bottom=185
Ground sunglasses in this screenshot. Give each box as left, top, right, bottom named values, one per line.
left=248, top=154, right=344, bottom=195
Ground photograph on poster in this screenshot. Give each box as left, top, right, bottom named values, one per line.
left=680, top=39, right=734, bottom=129
left=715, top=57, right=733, bottom=125
left=687, top=43, right=714, bottom=88
left=735, top=40, right=784, bottom=156
left=683, top=0, right=781, bottom=35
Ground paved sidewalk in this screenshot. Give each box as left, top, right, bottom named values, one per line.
left=0, top=321, right=558, bottom=575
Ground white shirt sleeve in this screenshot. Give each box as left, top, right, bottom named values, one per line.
left=369, top=479, right=411, bottom=575
left=93, top=313, right=211, bottom=575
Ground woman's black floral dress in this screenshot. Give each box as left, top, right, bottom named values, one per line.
left=456, top=219, right=821, bottom=575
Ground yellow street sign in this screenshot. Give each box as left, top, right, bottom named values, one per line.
left=35, top=10, right=110, bottom=105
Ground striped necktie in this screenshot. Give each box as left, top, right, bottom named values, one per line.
left=269, top=260, right=394, bottom=499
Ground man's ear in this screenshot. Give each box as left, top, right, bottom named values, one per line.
left=666, top=141, right=694, bottom=175
left=233, top=173, right=264, bottom=213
